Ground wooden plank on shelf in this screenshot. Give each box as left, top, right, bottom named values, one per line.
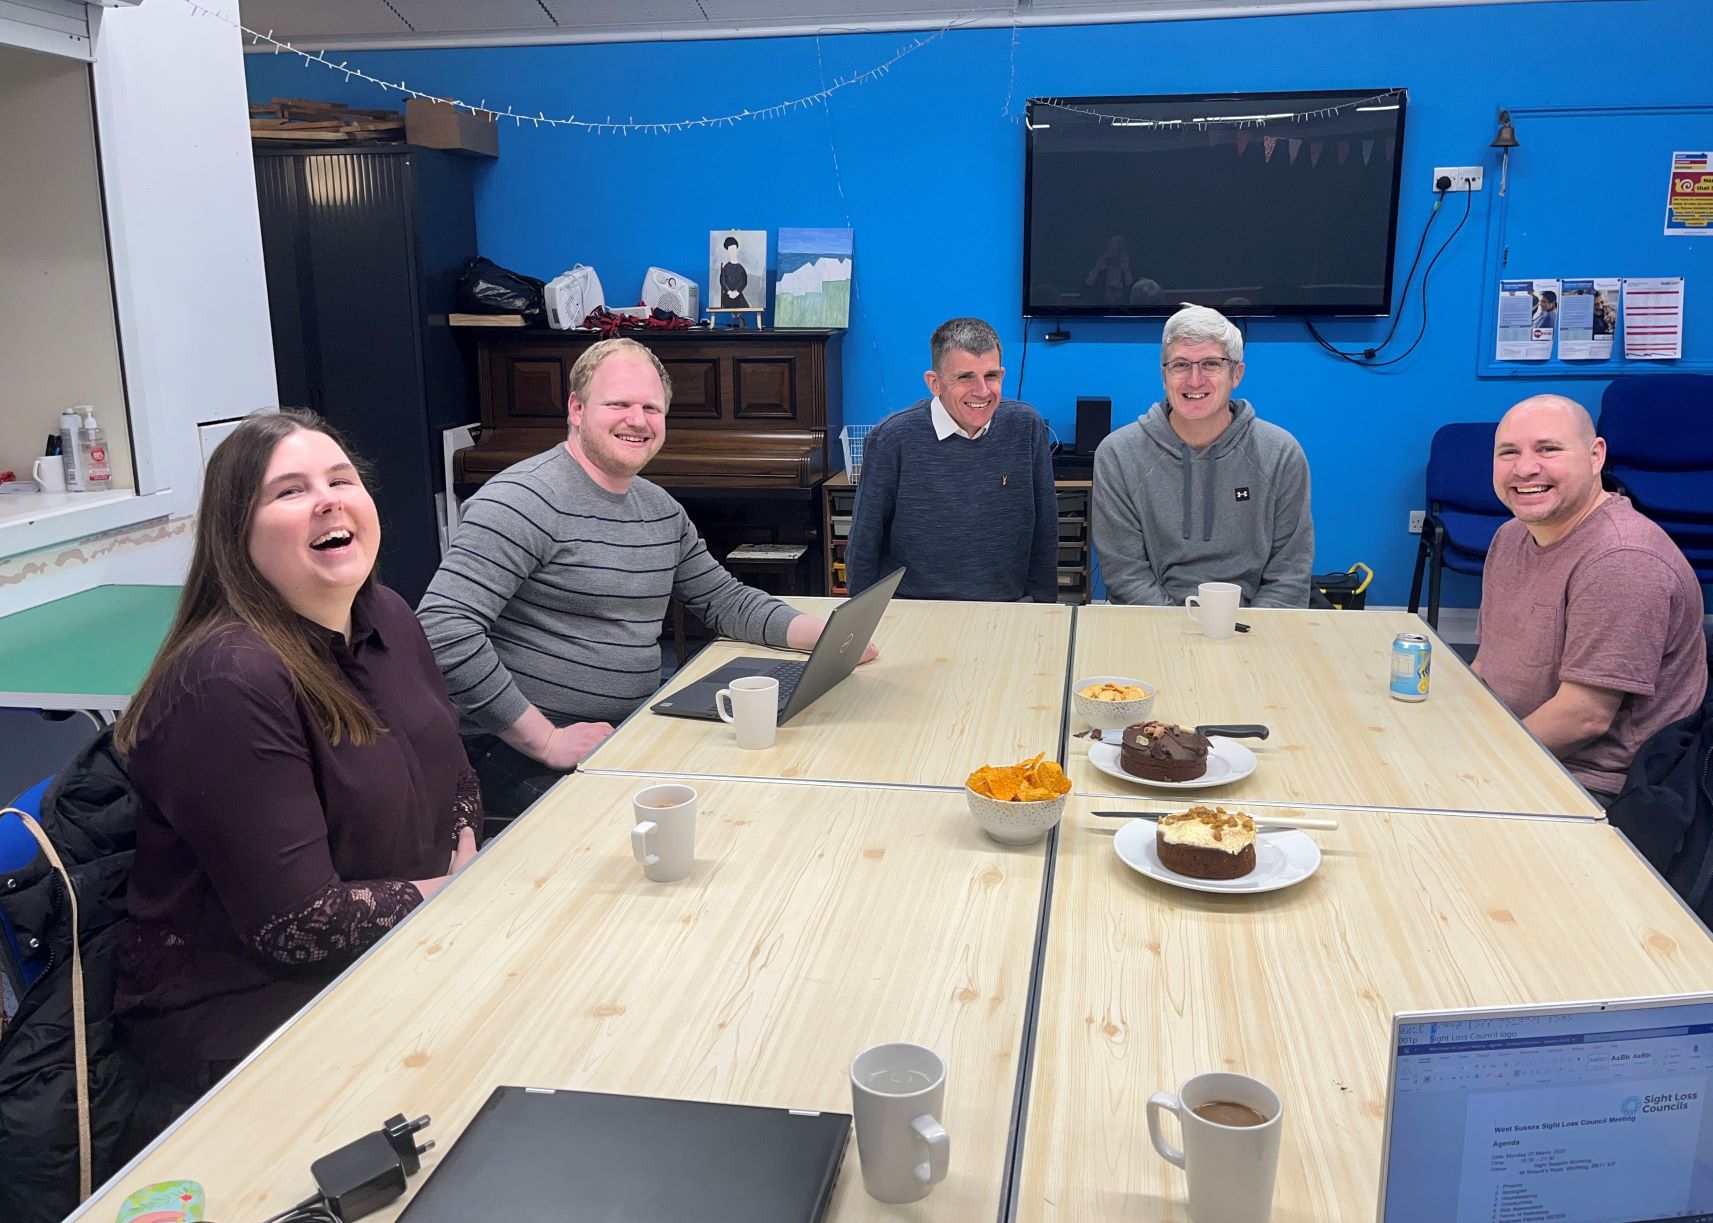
left=448, top=313, right=529, bottom=327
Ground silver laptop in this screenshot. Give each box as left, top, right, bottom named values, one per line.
left=1377, top=994, right=1713, bottom=1222
left=650, top=566, right=904, bottom=724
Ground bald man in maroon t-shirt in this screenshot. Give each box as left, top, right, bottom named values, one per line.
left=1474, top=395, right=1706, bottom=803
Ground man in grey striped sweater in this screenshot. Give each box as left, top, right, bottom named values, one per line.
left=419, top=337, right=871, bottom=823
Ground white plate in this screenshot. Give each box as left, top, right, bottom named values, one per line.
left=1112, top=819, right=1322, bottom=895
left=1086, top=736, right=1258, bottom=790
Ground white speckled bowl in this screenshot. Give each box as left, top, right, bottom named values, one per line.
left=1072, top=674, right=1158, bottom=731
left=965, top=786, right=1069, bottom=846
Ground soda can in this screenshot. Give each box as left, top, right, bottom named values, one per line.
left=1390, top=632, right=1431, bottom=701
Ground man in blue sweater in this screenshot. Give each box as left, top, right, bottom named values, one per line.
left=846, top=318, right=1058, bottom=602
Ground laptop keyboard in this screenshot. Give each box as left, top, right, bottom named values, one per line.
left=765, top=659, right=808, bottom=705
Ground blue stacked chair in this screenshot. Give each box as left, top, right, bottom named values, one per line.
left=1407, top=422, right=1510, bottom=630
left=1599, top=374, right=1713, bottom=582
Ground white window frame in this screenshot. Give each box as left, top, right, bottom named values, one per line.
left=0, top=1, right=177, bottom=559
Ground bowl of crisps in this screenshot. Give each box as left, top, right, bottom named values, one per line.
left=965, top=754, right=1073, bottom=845
left=1072, top=675, right=1157, bottom=731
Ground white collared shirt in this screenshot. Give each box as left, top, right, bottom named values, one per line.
left=929, top=395, right=991, bottom=441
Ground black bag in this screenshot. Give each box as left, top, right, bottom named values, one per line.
left=456, top=256, right=546, bottom=324
left=1312, top=562, right=1373, bottom=611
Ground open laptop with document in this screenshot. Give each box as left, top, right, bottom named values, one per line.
left=397, top=1086, right=850, bottom=1222
left=1377, top=994, right=1713, bottom=1222
left=651, top=566, right=904, bottom=724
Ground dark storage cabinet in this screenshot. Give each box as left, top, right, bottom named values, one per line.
left=254, top=146, right=479, bottom=605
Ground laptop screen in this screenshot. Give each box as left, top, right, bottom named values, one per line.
left=1380, top=996, right=1713, bottom=1223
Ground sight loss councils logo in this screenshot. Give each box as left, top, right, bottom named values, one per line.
left=1621, top=1095, right=1643, bottom=1116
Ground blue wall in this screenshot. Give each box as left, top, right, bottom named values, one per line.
left=247, top=0, right=1712, bottom=605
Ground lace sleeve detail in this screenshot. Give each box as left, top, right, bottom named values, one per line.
left=244, top=879, right=423, bottom=966
left=452, top=761, right=483, bottom=842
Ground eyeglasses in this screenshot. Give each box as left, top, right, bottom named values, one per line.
left=1162, top=358, right=1235, bottom=378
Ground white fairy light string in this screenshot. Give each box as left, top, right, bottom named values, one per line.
left=182, top=0, right=958, bottom=135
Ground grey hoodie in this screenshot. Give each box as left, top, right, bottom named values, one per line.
left=1092, top=398, right=1314, bottom=607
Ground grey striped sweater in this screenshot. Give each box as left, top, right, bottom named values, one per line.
left=418, top=445, right=795, bottom=732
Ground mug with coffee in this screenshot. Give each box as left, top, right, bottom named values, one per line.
left=848, top=1042, right=950, bottom=1204
left=714, top=675, right=778, bottom=750
left=1184, top=581, right=1242, bottom=640
left=1147, top=1071, right=1282, bottom=1223
left=630, top=783, right=697, bottom=883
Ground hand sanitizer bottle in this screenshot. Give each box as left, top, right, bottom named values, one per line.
left=79, top=406, right=111, bottom=490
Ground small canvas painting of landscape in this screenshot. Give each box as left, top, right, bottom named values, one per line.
left=774, top=228, right=853, bottom=328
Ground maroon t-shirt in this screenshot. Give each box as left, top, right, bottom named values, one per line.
left=1477, top=496, right=1706, bottom=795
left=117, top=584, right=473, bottom=1076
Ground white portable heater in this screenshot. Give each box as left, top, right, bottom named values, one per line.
left=641, top=267, right=700, bottom=320
left=545, top=265, right=604, bottom=330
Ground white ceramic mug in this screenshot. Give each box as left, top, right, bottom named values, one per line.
left=715, top=675, right=778, bottom=750
left=1147, top=1071, right=1282, bottom=1223
left=849, top=1042, right=950, bottom=1204
left=31, top=455, right=65, bottom=494
left=630, top=783, right=696, bottom=882
left=1185, top=581, right=1242, bottom=640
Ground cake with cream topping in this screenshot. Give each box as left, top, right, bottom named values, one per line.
left=1155, top=805, right=1256, bottom=880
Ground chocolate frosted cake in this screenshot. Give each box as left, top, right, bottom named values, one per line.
left=1119, top=720, right=1211, bottom=782
left=1156, top=805, right=1256, bottom=880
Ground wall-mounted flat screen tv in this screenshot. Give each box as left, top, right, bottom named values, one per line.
left=1023, top=89, right=1408, bottom=317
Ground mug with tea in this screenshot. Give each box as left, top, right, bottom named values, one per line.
left=714, top=675, right=778, bottom=750
left=1184, top=581, right=1242, bottom=640
left=1146, top=1071, right=1282, bottom=1223
left=849, top=1042, right=950, bottom=1204
left=630, top=783, right=696, bottom=883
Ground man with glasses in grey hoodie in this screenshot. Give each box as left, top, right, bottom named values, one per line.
left=1093, top=305, right=1314, bottom=607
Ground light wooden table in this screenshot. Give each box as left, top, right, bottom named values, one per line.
left=1065, top=607, right=1602, bottom=818
left=582, top=597, right=1074, bottom=789
left=1014, top=795, right=1713, bottom=1221
left=78, top=774, right=1050, bottom=1222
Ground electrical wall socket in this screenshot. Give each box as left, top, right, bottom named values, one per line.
left=1409, top=509, right=1427, bottom=534
left=1432, top=165, right=1484, bottom=192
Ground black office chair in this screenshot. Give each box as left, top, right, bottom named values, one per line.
left=1407, top=422, right=1509, bottom=630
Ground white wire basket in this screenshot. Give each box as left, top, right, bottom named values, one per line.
left=840, top=424, right=872, bottom=482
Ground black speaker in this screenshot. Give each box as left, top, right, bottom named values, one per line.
left=1075, top=397, right=1112, bottom=455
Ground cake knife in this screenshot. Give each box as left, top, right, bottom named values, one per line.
left=1073, top=724, right=1270, bottom=743
left=1091, top=810, right=1340, bottom=831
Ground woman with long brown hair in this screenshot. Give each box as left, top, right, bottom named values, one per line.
left=114, top=410, right=480, bottom=1109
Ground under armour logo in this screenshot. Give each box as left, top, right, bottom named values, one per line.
left=1234, top=487, right=1251, bottom=502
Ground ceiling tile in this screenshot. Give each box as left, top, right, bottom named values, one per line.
left=391, top=0, right=558, bottom=34
left=238, top=0, right=410, bottom=41
left=538, top=0, right=708, bottom=28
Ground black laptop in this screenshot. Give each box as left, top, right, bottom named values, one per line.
left=397, top=1086, right=851, bottom=1222
left=651, top=566, right=904, bottom=724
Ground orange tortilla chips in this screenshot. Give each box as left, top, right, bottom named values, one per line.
left=968, top=753, right=1072, bottom=803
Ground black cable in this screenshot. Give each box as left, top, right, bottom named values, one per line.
left=1305, top=182, right=1449, bottom=363
left=259, top=1196, right=338, bottom=1223
left=1353, top=183, right=1474, bottom=368
left=1016, top=317, right=1031, bottom=403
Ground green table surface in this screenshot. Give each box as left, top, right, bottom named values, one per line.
left=0, top=585, right=179, bottom=703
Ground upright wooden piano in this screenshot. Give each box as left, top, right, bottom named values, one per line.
left=453, top=327, right=843, bottom=597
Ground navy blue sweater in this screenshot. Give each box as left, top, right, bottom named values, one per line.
left=845, top=399, right=1058, bottom=602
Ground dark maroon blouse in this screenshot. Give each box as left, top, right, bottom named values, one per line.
left=117, top=584, right=479, bottom=1080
